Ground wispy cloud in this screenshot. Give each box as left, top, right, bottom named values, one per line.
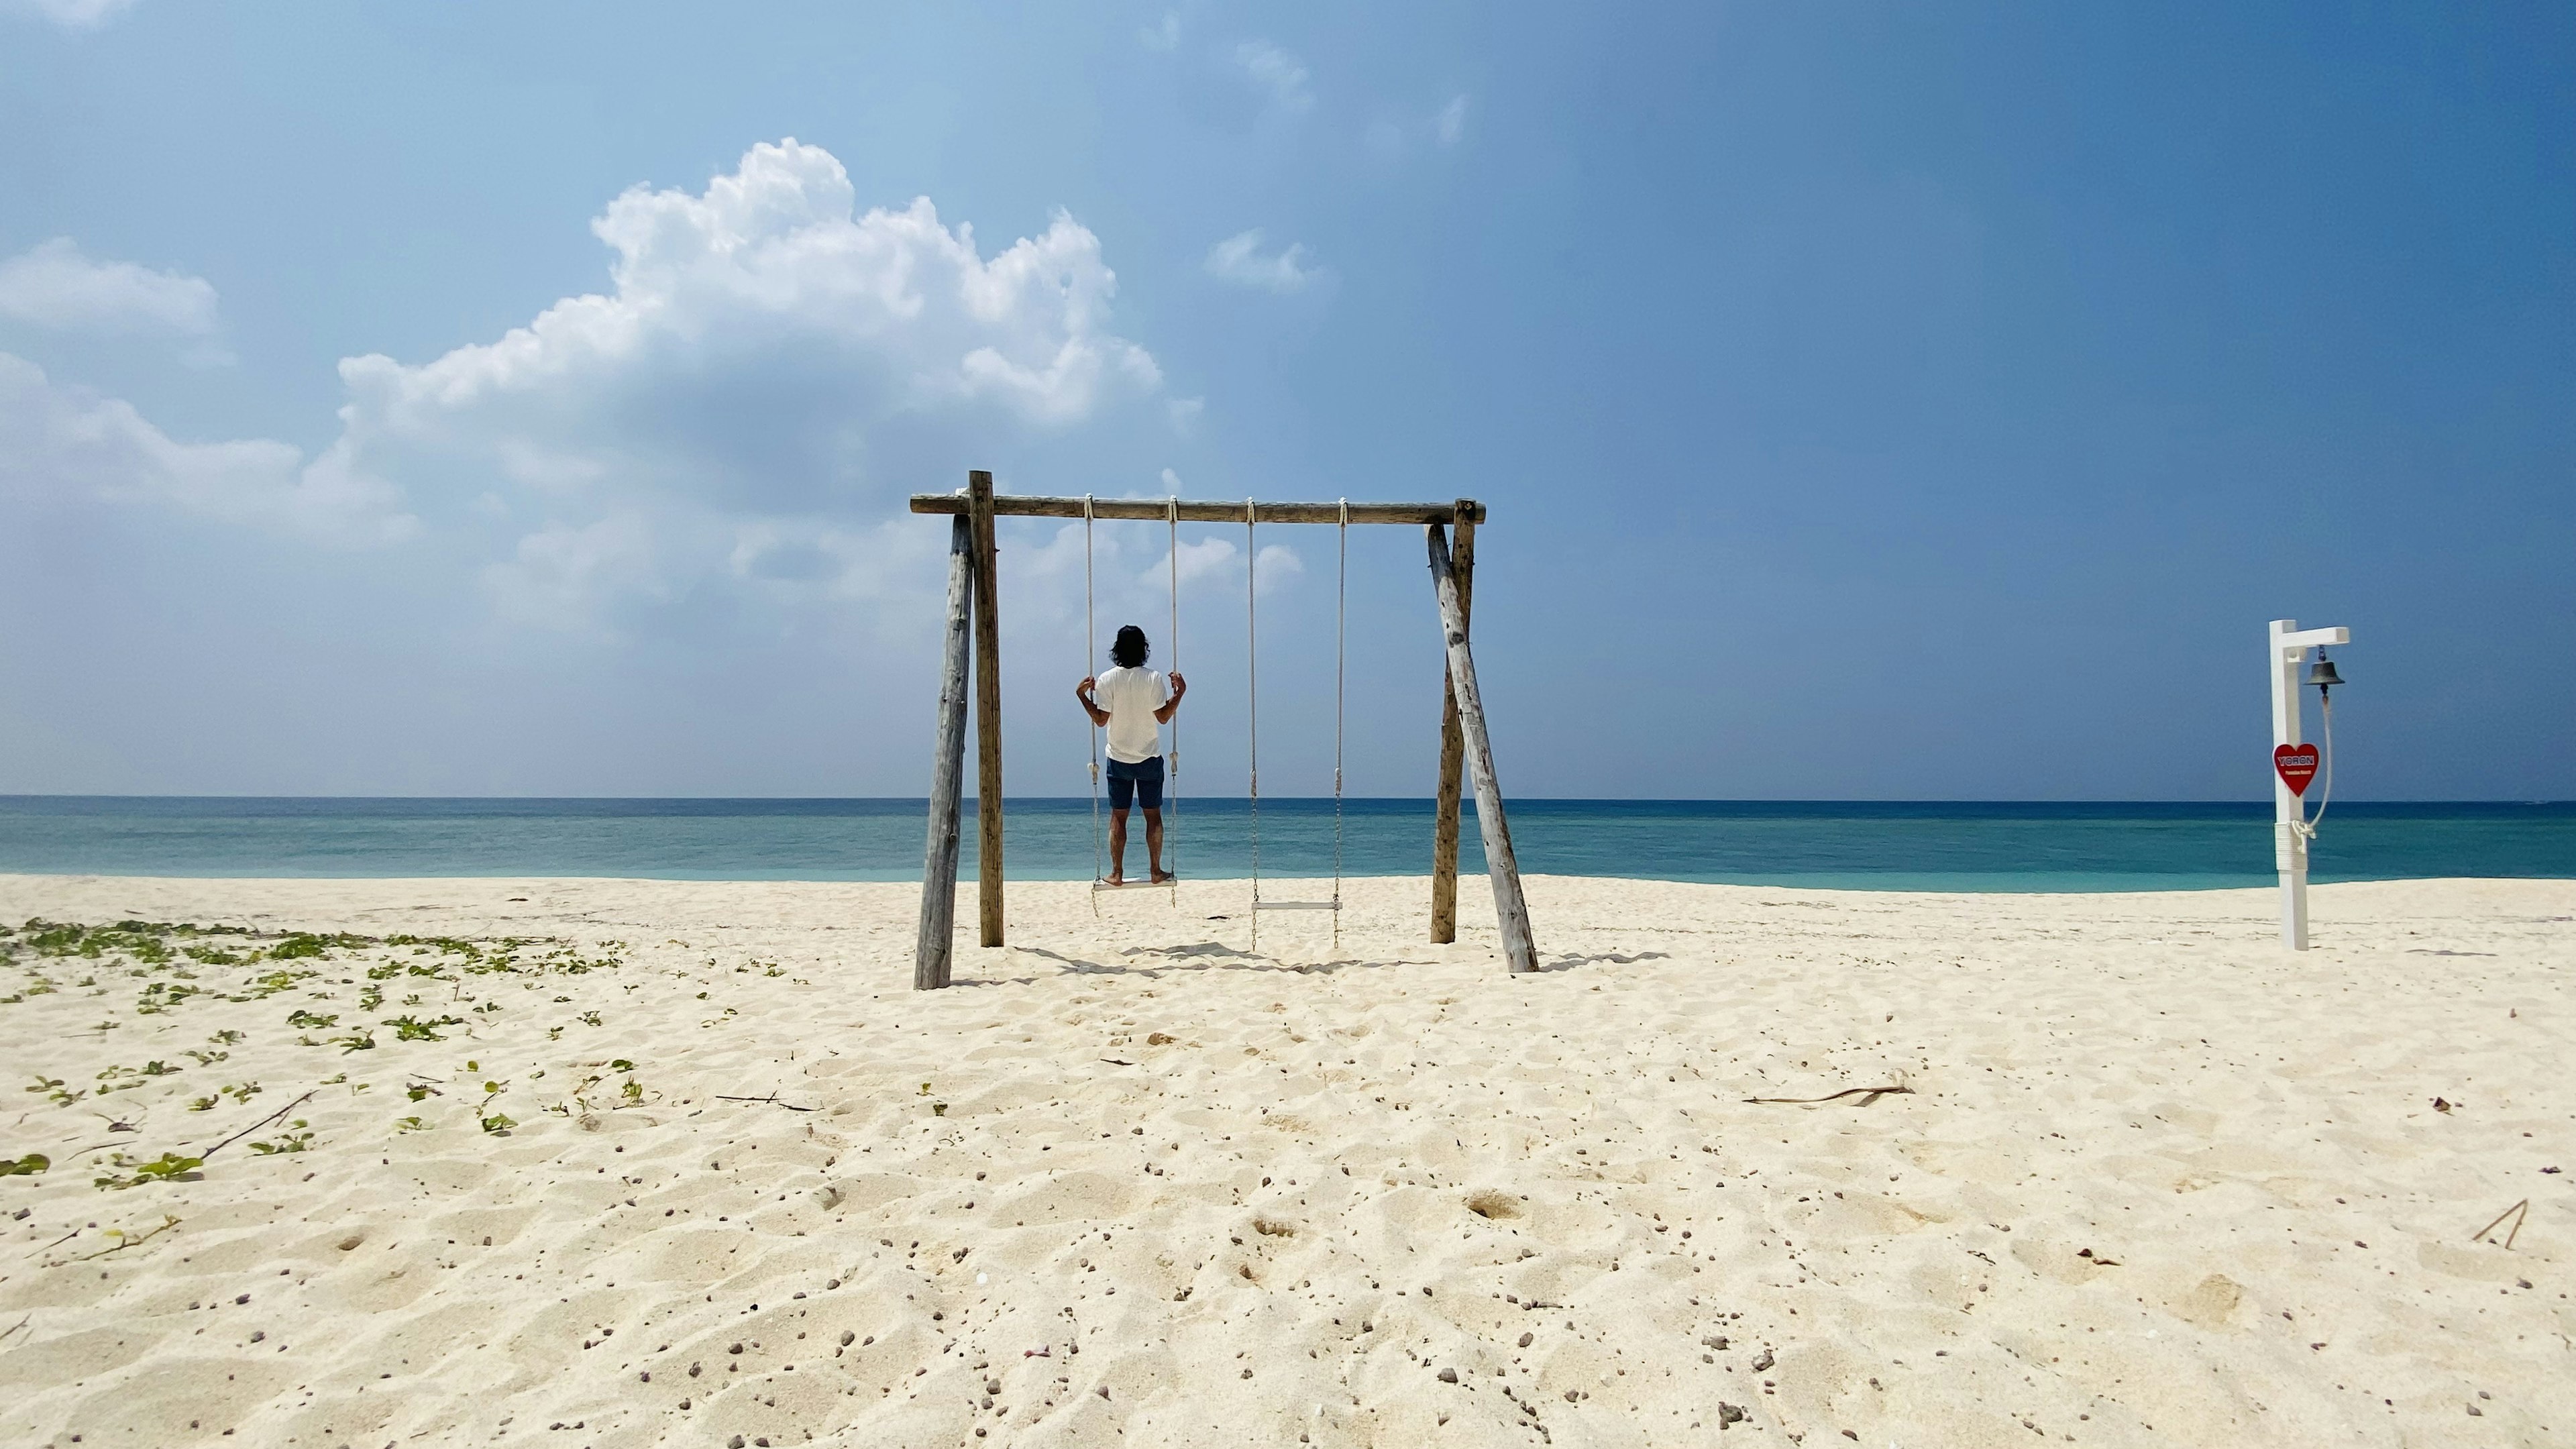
left=1435, top=93, right=1469, bottom=146
left=1204, top=229, right=1318, bottom=294
left=1122, top=533, right=1302, bottom=597
left=0, top=352, right=413, bottom=545
left=0, top=238, right=225, bottom=358
left=1369, top=95, right=1472, bottom=160
left=1138, top=9, right=1179, bottom=51
left=3, top=0, right=138, bottom=30
left=1234, top=40, right=1313, bottom=115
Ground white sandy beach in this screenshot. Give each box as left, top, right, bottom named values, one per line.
left=1, top=871, right=2569, bottom=1448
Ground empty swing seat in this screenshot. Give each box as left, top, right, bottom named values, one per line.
left=1239, top=498, right=1348, bottom=954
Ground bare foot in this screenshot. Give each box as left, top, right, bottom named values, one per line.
left=1150, top=869, right=1176, bottom=884
left=1101, top=873, right=1124, bottom=887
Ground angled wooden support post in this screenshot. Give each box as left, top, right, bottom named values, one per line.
left=1428, top=523, right=1536, bottom=973
left=969, top=470, right=1006, bottom=947
left=914, top=514, right=974, bottom=990
left=1431, top=499, right=1477, bottom=944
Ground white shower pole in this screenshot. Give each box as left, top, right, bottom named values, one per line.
left=2269, top=617, right=2349, bottom=950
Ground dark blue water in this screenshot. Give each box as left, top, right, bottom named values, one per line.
left=1, top=798, right=2570, bottom=891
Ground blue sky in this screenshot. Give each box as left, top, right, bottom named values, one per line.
left=2, top=2, right=2568, bottom=800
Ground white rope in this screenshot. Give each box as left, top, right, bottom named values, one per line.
left=1083, top=495, right=1102, bottom=905
left=2292, top=690, right=2337, bottom=843
left=1167, top=494, right=1181, bottom=906
left=1237, top=498, right=1348, bottom=956
left=1332, top=498, right=1346, bottom=951
left=1246, top=498, right=1260, bottom=951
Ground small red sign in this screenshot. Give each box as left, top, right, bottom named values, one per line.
left=2275, top=743, right=2319, bottom=796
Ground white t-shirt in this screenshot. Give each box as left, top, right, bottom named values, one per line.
left=1094, top=665, right=1167, bottom=764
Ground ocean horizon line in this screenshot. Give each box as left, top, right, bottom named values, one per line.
left=1, top=796, right=2569, bottom=890
left=5, top=795, right=2568, bottom=808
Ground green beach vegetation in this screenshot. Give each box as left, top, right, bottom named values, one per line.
left=1, top=915, right=641, bottom=1194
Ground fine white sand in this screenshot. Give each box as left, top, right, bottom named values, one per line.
left=1, top=871, right=2570, bottom=1448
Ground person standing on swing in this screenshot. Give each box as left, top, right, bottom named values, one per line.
left=1076, top=625, right=1187, bottom=885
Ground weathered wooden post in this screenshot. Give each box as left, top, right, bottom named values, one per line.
left=914, top=515, right=974, bottom=989
left=968, top=470, right=1006, bottom=947
left=1428, top=523, right=1537, bottom=973
left=1430, top=498, right=1477, bottom=943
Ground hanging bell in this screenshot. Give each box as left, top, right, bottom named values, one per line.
left=2304, top=650, right=2346, bottom=690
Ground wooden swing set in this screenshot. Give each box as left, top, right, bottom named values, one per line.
left=910, top=471, right=1537, bottom=987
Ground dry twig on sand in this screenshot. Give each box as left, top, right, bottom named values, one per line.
left=714, top=1092, right=816, bottom=1112
left=28, top=1228, right=83, bottom=1258
left=202, top=1089, right=319, bottom=1159
left=2473, top=1199, right=2530, bottom=1251
left=1745, top=1083, right=1915, bottom=1106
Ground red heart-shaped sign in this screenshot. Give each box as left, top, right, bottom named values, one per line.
left=2274, top=743, right=2319, bottom=796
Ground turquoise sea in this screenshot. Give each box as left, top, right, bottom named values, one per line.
left=1, top=798, right=2571, bottom=892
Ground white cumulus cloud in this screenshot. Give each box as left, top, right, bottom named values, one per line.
left=1205, top=229, right=1318, bottom=294
left=342, top=139, right=1157, bottom=453
left=1235, top=40, right=1313, bottom=115
left=1161, top=535, right=1238, bottom=590
left=483, top=513, right=664, bottom=633
left=0, top=237, right=222, bottom=341
left=1, top=140, right=1168, bottom=631
left=1250, top=541, right=1303, bottom=594
left=322, top=138, right=1165, bottom=627
left=0, top=352, right=413, bottom=544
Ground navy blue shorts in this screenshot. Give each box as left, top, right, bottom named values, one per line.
left=1106, top=755, right=1165, bottom=812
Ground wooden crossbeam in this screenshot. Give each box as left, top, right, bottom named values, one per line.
left=909, top=494, right=1484, bottom=525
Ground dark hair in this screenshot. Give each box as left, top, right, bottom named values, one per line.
left=1110, top=625, right=1150, bottom=669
